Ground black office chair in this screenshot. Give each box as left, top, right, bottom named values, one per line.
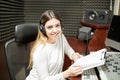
left=5, top=23, right=39, bottom=80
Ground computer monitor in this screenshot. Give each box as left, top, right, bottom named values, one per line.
left=106, top=15, right=120, bottom=51
left=108, top=15, right=120, bottom=42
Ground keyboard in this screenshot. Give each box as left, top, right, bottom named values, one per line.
left=97, top=52, right=120, bottom=80
left=82, top=68, right=98, bottom=80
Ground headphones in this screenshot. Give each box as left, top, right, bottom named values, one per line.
left=39, top=20, right=64, bottom=36
left=39, top=23, right=46, bottom=36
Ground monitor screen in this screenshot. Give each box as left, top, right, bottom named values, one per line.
left=108, top=15, right=120, bottom=43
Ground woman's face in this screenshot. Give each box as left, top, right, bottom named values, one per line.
left=44, top=18, right=62, bottom=43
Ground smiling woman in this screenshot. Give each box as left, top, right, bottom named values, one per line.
left=25, top=10, right=83, bottom=80
left=44, top=18, right=62, bottom=43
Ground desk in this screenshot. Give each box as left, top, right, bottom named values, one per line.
left=71, top=76, right=81, bottom=80
left=80, top=21, right=110, bottom=52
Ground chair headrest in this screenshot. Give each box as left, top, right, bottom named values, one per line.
left=15, top=23, right=39, bottom=43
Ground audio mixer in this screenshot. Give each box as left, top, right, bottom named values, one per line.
left=82, top=68, right=98, bottom=80
left=97, top=52, right=120, bottom=80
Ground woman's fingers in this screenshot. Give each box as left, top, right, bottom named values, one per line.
left=69, top=64, right=83, bottom=76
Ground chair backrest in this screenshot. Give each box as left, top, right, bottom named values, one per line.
left=5, top=23, right=38, bottom=80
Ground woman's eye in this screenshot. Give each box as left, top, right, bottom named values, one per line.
left=56, top=24, right=61, bottom=27
left=47, top=26, right=52, bottom=29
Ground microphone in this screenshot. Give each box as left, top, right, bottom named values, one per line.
left=78, top=26, right=92, bottom=55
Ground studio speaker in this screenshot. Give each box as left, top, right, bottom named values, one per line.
left=83, top=10, right=113, bottom=24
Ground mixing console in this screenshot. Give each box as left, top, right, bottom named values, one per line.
left=97, top=52, right=120, bottom=80
left=82, top=68, right=98, bottom=80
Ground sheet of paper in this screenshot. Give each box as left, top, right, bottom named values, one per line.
left=73, top=48, right=107, bottom=70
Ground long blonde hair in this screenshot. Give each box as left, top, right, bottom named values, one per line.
left=28, top=29, right=47, bottom=69
left=28, top=10, right=62, bottom=69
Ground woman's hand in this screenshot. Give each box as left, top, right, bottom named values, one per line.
left=63, top=64, right=83, bottom=78
left=72, top=52, right=83, bottom=62
left=63, top=53, right=84, bottom=78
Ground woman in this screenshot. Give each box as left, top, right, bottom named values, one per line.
left=26, top=10, right=83, bottom=80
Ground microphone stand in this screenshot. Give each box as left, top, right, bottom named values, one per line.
left=85, top=38, right=90, bottom=55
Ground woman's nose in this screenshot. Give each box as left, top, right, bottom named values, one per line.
left=52, top=27, right=57, bottom=32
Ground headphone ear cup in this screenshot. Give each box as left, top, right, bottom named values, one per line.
left=39, top=24, right=44, bottom=32
left=39, top=24, right=46, bottom=36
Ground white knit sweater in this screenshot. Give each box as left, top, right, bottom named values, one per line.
left=25, top=34, right=75, bottom=80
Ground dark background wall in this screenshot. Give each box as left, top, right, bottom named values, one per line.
left=0, top=0, right=24, bottom=80
left=0, top=0, right=114, bottom=80
left=0, top=0, right=114, bottom=42
left=24, top=0, right=113, bottom=37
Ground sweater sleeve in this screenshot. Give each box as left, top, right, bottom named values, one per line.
left=32, top=45, right=65, bottom=80
left=62, top=34, right=75, bottom=59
